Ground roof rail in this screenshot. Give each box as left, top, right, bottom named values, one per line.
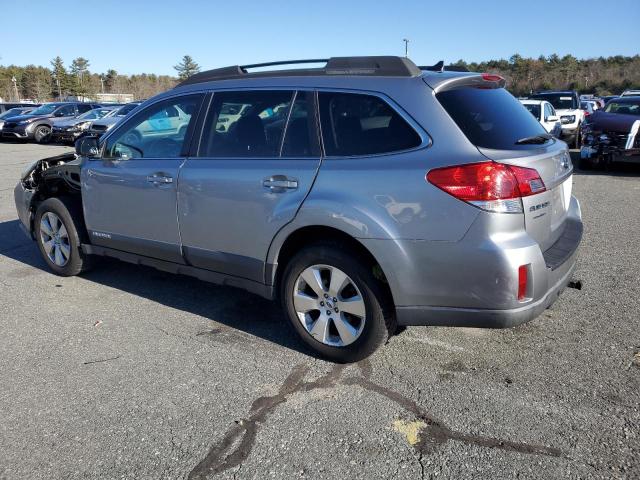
left=176, top=56, right=423, bottom=87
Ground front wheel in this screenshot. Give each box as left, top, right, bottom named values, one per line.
left=34, top=125, right=51, bottom=143
left=34, top=197, right=93, bottom=276
left=281, top=242, right=395, bottom=363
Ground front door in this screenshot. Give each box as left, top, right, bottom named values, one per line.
left=178, top=90, right=321, bottom=283
left=82, top=94, right=204, bottom=263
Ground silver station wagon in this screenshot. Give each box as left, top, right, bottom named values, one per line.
left=15, top=57, right=582, bottom=362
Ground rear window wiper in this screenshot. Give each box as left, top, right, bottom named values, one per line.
left=515, top=133, right=554, bottom=145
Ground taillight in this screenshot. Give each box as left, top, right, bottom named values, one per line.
left=517, top=265, right=528, bottom=301
left=426, top=161, right=546, bottom=213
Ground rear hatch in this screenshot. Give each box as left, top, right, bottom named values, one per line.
left=430, top=75, right=573, bottom=251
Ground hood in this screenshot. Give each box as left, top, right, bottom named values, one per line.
left=7, top=113, right=52, bottom=123
left=92, top=116, right=120, bottom=127
left=588, top=110, right=640, bottom=133
left=51, top=117, right=82, bottom=127
left=554, top=108, right=579, bottom=115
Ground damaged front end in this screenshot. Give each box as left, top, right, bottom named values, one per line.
left=15, top=152, right=83, bottom=239
left=581, top=117, right=640, bottom=168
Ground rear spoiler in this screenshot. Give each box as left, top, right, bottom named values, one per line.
left=425, top=72, right=506, bottom=93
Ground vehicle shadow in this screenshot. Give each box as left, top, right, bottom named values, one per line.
left=569, top=150, right=640, bottom=177
left=0, top=219, right=310, bottom=357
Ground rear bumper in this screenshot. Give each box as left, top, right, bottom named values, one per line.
left=395, top=246, right=578, bottom=327
left=361, top=196, right=583, bottom=328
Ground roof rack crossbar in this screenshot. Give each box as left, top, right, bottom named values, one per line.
left=176, top=56, right=423, bottom=87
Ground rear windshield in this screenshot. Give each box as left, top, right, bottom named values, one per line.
left=437, top=87, right=547, bottom=150
left=529, top=93, right=577, bottom=110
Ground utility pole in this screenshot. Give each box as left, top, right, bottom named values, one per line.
left=11, top=76, right=19, bottom=101
left=403, top=38, right=409, bottom=58
left=100, top=75, right=105, bottom=93
left=56, top=77, right=61, bottom=99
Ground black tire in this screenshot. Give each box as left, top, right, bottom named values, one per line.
left=34, top=197, right=93, bottom=276
left=34, top=124, right=51, bottom=144
left=280, top=241, right=395, bottom=363
left=573, top=124, right=582, bottom=149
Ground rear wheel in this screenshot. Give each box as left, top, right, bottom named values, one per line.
left=281, top=242, right=394, bottom=362
left=35, top=197, right=93, bottom=276
left=34, top=125, right=51, bottom=143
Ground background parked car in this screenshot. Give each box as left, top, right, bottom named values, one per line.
left=87, top=102, right=141, bottom=137
left=581, top=96, right=640, bottom=169
left=529, top=90, right=585, bottom=148
left=519, top=99, right=562, bottom=137
left=620, top=89, right=640, bottom=97
left=1, top=102, right=101, bottom=143
left=581, top=101, right=596, bottom=118
left=0, top=102, right=39, bottom=114
left=0, top=107, right=36, bottom=133
left=50, top=106, right=117, bottom=144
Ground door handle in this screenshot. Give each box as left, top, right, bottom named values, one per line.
left=146, top=173, right=173, bottom=184
left=263, top=176, right=298, bottom=191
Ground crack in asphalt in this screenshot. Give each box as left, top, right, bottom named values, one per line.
left=187, top=361, right=566, bottom=479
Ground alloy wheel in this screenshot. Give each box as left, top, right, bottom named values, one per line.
left=293, top=264, right=366, bottom=347
left=39, top=212, right=70, bottom=267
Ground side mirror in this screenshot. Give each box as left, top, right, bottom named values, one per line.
left=75, top=136, right=100, bottom=158
left=547, top=115, right=559, bottom=123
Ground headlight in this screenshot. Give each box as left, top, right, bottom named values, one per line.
left=74, top=121, right=91, bottom=131
left=17, top=118, right=36, bottom=125
left=561, top=115, right=576, bottom=125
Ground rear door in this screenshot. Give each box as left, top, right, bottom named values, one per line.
left=82, top=93, right=204, bottom=262
left=436, top=83, right=573, bottom=250
left=177, top=90, right=321, bottom=283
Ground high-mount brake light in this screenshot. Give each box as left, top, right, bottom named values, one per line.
left=481, top=73, right=504, bottom=83
left=426, top=161, right=546, bottom=213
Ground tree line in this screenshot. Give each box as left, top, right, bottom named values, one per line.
left=1, top=54, right=639, bottom=102
left=0, top=55, right=199, bottom=102
left=451, top=54, right=640, bottom=96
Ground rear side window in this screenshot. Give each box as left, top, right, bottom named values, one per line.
left=437, top=87, right=547, bottom=150
left=199, top=90, right=294, bottom=157
left=77, top=104, right=92, bottom=113
left=318, top=92, right=421, bottom=156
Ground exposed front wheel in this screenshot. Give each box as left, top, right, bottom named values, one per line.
left=281, top=243, right=394, bottom=362
left=573, top=124, right=582, bottom=149
left=34, top=125, right=51, bottom=143
left=35, top=197, right=93, bottom=276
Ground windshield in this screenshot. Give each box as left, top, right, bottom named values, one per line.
left=604, top=101, right=640, bottom=116
left=522, top=103, right=541, bottom=119
left=0, top=108, right=25, bottom=119
left=78, top=108, right=113, bottom=120
left=437, top=87, right=548, bottom=149
left=530, top=93, right=577, bottom=110
left=28, top=104, right=60, bottom=115
left=116, top=103, right=140, bottom=116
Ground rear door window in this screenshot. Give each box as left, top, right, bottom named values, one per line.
left=436, top=87, right=548, bottom=150
left=199, top=90, right=294, bottom=157
left=318, top=92, right=421, bottom=156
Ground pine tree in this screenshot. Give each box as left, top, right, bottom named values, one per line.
left=70, top=57, right=91, bottom=96
left=50, top=56, right=69, bottom=98
left=174, top=55, right=200, bottom=80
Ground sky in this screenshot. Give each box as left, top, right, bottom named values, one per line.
left=2, top=0, right=639, bottom=76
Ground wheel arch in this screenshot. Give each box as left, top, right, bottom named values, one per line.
left=268, top=224, right=395, bottom=310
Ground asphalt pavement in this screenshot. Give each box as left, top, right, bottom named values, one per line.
left=0, top=142, right=638, bottom=479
